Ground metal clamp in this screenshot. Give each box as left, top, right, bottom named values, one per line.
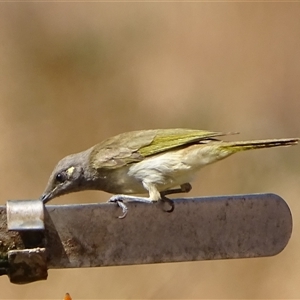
left=5, top=200, right=47, bottom=284
left=7, top=200, right=45, bottom=231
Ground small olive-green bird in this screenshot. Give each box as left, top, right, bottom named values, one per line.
left=41, top=129, right=299, bottom=217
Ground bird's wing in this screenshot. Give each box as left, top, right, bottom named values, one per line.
left=90, top=129, right=236, bottom=169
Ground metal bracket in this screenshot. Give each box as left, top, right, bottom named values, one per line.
left=7, top=200, right=45, bottom=231
left=0, top=194, right=293, bottom=284
left=5, top=200, right=47, bottom=284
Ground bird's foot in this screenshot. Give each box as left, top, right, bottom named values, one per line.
left=108, top=195, right=153, bottom=219
left=160, top=196, right=175, bottom=213
left=161, top=183, right=192, bottom=196
left=158, top=183, right=192, bottom=213
left=108, top=196, right=128, bottom=219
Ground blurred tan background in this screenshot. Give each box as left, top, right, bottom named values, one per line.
left=1, top=2, right=300, bottom=299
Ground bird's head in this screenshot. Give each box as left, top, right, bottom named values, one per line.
left=41, top=153, right=89, bottom=203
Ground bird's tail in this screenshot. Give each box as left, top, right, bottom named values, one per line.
left=220, top=138, right=299, bottom=153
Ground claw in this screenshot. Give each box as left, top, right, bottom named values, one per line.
left=161, top=196, right=175, bottom=213
left=116, top=200, right=128, bottom=219
left=108, top=196, right=128, bottom=219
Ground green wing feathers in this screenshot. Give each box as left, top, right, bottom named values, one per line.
left=91, top=129, right=234, bottom=169
left=91, top=128, right=299, bottom=170
left=138, top=129, right=233, bottom=156
left=219, top=138, right=299, bottom=154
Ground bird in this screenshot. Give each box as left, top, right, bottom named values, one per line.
left=40, top=128, right=299, bottom=218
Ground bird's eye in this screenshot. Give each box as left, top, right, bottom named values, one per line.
left=55, top=172, right=67, bottom=183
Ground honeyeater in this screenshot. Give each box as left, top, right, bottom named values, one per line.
left=41, top=129, right=299, bottom=218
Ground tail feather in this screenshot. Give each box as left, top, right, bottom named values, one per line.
left=221, top=138, right=299, bottom=152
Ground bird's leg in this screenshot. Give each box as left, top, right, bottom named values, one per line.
left=159, top=183, right=192, bottom=213
left=109, top=183, right=192, bottom=218
left=108, top=194, right=153, bottom=219
left=161, top=183, right=192, bottom=196
left=159, top=195, right=175, bottom=213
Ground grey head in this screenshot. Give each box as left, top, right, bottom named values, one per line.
left=41, top=150, right=93, bottom=203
